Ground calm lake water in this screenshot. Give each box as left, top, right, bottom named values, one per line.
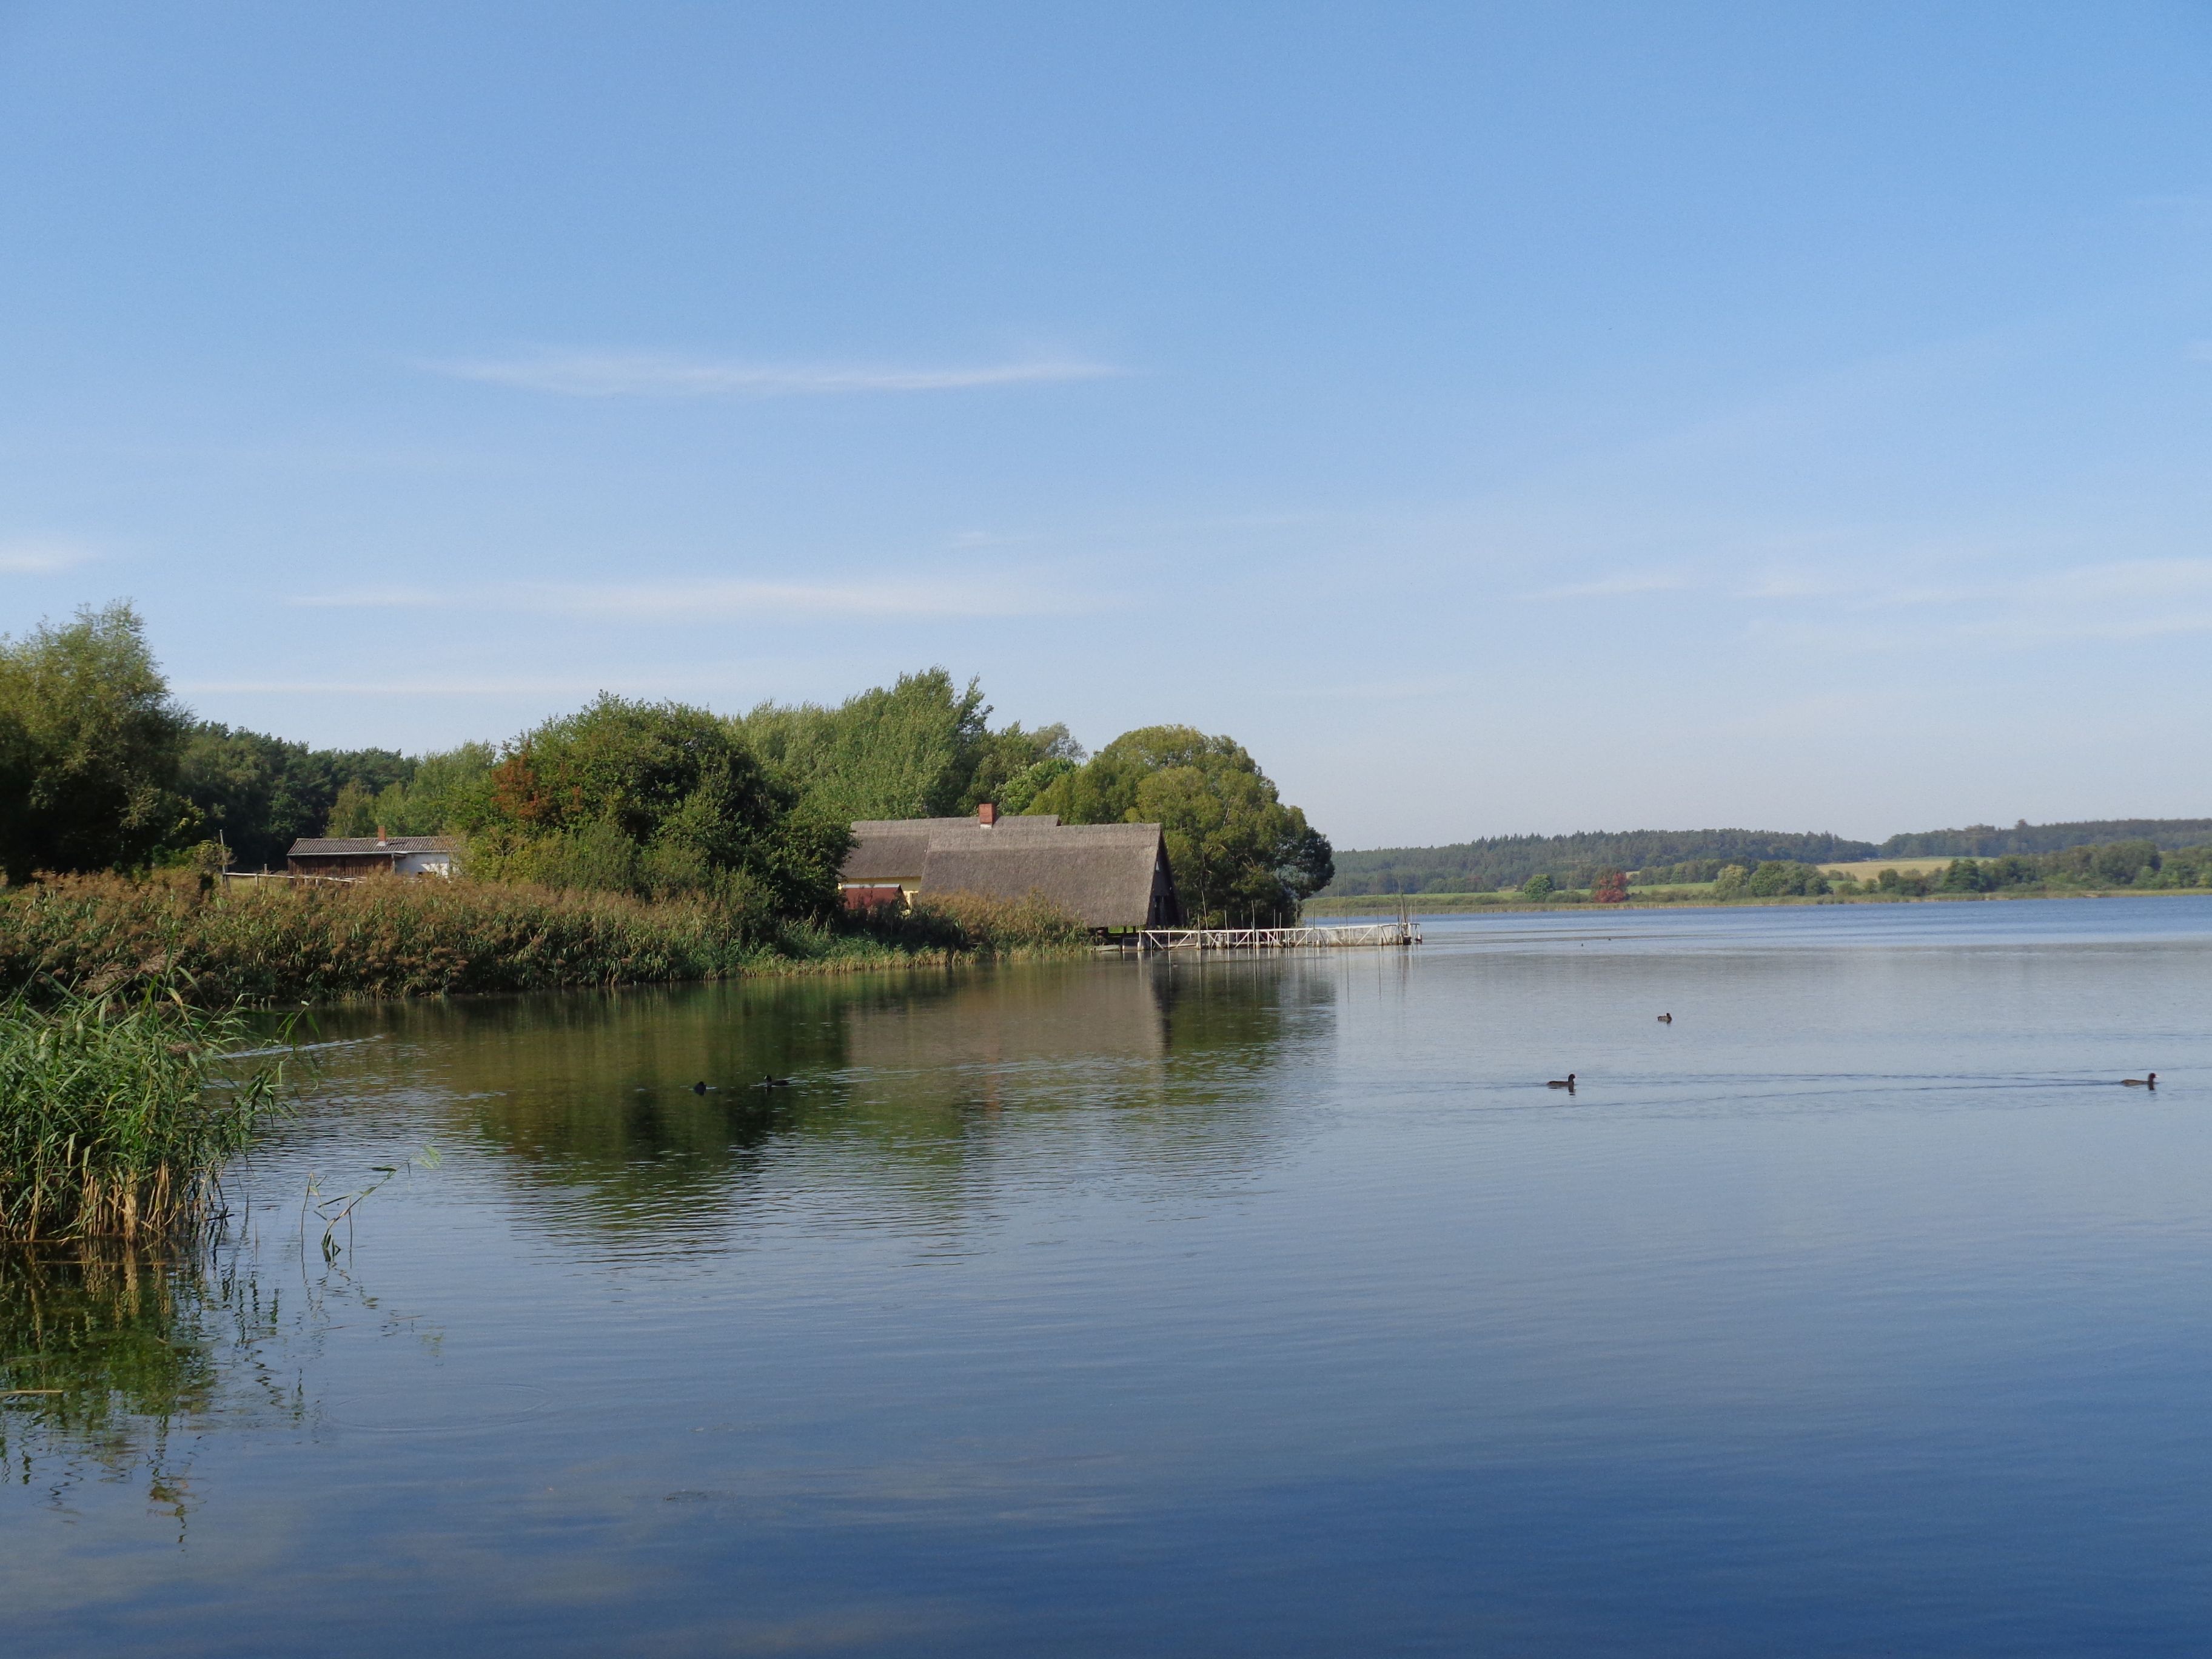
left=7, top=897, right=2212, bottom=1655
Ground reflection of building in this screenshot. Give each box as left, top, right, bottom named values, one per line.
left=841, top=964, right=1170, bottom=1079
left=840, top=805, right=1182, bottom=934
left=286, top=834, right=460, bottom=879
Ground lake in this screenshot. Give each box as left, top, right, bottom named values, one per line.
left=7, top=896, right=2211, bottom=1655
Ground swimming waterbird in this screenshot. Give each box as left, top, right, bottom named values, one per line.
left=1657, top=1013, right=1673, bottom=1023
left=1546, top=1073, right=1577, bottom=1090
left=2123, top=1073, right=2158, bottom=1087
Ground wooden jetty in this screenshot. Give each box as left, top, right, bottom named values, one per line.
left=1133, top=920, right=1421, bottom=953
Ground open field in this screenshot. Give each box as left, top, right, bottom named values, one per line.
left=1818, top=857, right=1959, bottom=880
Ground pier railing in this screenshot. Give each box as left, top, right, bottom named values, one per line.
left=1134, top=920, right=1420, bottom=952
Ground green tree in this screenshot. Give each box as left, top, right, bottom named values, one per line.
left=1031, top=726, right=1333, bottom=923
left=1521, top=872, right=1556, bottom=900
left=179, top=724, right=416, bottom=870
left=735, top=669, right=988, bottom=821
left=322, top=742, right=495, bottom=838
left=1746, top=860, right=1831, bottom=898
left=0, top=603, right=198, bottom=881
left=461, top=695, right=847, bottom=919
left=736, top=668, right=1084, bottom=823
left=959, top=722, right=1082, bottom=813
left=993, top=754, right=1078, bottom=816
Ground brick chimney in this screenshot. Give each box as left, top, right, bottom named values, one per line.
left=976, top=802, right=997, bottom=826
left=375, top=824, right=388, bottom=846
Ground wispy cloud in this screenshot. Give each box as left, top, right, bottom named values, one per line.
left=1718, top=689, right=1906, bottom=735
left=1958, top=558, right=2212, bottom=645
left=423, top=350, right=1125, bottom=398
left=1743, top=558, right=2212, bottom=651
left=0, top=538, right=97, bottom=575
left=291, top=574, right=1105, bottom=621
left=1287, top=672, right=1471, bottom=701
left=1523, top=571, right=1692, bottom=601
left=1740, top=571, right=1852, bottom=600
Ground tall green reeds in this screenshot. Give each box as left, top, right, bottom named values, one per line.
left=0, top=872, right=1088, bottom=1009
left=0, top=987, right=287, bottom=1240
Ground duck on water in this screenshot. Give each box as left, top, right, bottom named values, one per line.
left=1547, top=1073, right=1577, bottom=1091
left=2123, top=1073, right=2158, bottom=1088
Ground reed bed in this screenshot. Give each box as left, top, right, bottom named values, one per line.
left=0, top=988, right=289, bottom=1241
left=0, top=873, right=1088, bottom=1010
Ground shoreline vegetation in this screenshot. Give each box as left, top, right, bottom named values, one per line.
left=0, top=873, right=1093, bottom=1010
left=1322, top=819, right=2212, bottom=897
left=1306, top=843, right=2212, bottom=916
left=1307, top=885, right=2212, bottom=917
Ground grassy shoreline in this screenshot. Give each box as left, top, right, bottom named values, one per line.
left=0, top=874, right=1089, bottom=1009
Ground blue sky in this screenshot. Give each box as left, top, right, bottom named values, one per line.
left=3, top=3, right=2210, bottom=848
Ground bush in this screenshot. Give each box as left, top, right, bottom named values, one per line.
left=460, top=695, right=849, bottom=919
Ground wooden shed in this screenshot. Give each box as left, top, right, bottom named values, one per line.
left=286, top=834, right=460, bottom=879
left=840, top=809, right=1181, bottom=933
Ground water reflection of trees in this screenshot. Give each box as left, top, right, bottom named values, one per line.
left=0, top=1244, right=301, bottom=1527
left=307, top=959, right=1344, bottom=1241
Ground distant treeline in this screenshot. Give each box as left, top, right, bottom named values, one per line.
left=1873, top=819, right=2212, bottom=858
left=1326, top=819, right=2212, bottom=896
left=1879, top=841, right=2212, bottom=896
left=1326, top=830, right=1875, bottom=896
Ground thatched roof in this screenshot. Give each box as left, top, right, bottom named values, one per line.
left=839, top=834, right=933, bottom=882
left=848, top=814, right=1067, bottom=839
left=288, top=836, right=459, bottom=857
left=840, top=816, right=1178, bottom=929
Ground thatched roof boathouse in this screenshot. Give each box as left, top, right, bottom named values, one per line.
left=840, top=805, right=1181, bottom=934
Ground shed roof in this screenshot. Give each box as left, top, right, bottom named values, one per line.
left=842, top=816, right=1174, bottom=930
left=287, top=836, right=460, bottom=857
left=849, top=814, right=1064, bottom=839
left=920, top=839, right=1167, bottom=930
left=839, top=834, right=933, bottom=883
